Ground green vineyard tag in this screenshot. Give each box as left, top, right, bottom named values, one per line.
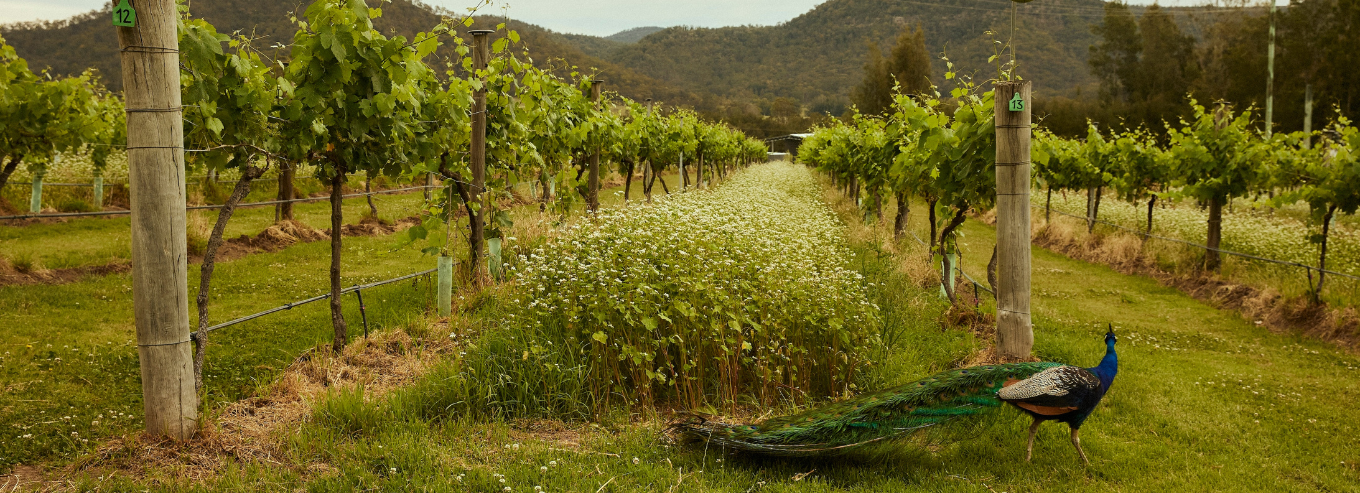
left=1008, top=93, right=1026, bottom=112
left=112, top=0, right=137, bottom=27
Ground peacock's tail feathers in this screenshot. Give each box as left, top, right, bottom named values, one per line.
left=672, top=362, right=1059, bottom=457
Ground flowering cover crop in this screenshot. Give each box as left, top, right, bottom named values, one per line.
left=508, top=162, right=879, bottom=410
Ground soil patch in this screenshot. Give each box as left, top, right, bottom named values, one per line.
left=508, top=420, right=587, bottom=452
left=339, top=215, right=422, bottom=237
left=0, top=465, right=42, bottom=491
left=208, top=219, right=331, bottom=263
left=198, top=215, right=421, bottom=263
left=0, top=260, right=131, bottom=287
left=0, top=196, right=18, bottom=215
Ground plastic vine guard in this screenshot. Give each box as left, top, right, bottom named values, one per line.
left=1008, top=92, right=1026, bottom=112
left=112, top=0, right=136, bottom=27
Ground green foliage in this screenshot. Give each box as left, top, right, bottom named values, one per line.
left=179, top=15, right=277, bottom=172
left=281, top=0, right=432, bottom=179
left=1033, top=128, right=1086, bottom=194
left=1107, top=128, right=1170, bottom=203
left=1166, top=100, right=1267, bottom=205
left=1273, top=120, right=1360, bottom=223
left=0, top=33, right=113, bottom=188
left=803, top=62, right=996, bottom=250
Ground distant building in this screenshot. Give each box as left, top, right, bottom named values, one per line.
left=764, top=134, right=811, bottom=160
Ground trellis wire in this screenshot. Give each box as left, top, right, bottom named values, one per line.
left=199, top=268, right=436, bottom=334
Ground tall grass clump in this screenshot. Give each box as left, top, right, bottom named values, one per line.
left=437, top=162, right=880, bottom=420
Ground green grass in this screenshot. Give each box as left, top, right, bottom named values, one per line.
left=17, top=167, right=1360, bottom=491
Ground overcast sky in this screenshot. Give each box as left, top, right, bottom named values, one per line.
left=1, top=0, right=1222, bottom=36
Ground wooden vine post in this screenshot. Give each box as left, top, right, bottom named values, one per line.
left=114, top=0, right=198, bottom=439
left=587, top=80, right=603, bottom=212
left=994, top=81, right=1034, bottom=360
left=468, top=30, right=494, bottom=283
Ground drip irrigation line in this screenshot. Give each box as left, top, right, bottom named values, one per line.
left=1039, top=205, right=1360, bottom=282
left=200, top=268, right=436, bottom=334
left=0, top=186, right=439, bottom=220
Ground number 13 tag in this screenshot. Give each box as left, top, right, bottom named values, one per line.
left=113, top=0, right=137, bottom=27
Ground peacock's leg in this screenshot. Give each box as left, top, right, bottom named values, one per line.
left=1070, top=428, right=1090, bottom=466
left=1025, top=418, right=1041, bottom=462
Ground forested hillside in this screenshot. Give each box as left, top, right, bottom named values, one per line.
left=598, top=0, right=1108, bottom=115
left=0, top=0, right=717, bottom=111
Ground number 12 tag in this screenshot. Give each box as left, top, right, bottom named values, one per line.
left=113, top=0, right=137, bottom=27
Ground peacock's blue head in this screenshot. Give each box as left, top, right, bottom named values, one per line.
left=1104, top=324, right=1117, bottom=345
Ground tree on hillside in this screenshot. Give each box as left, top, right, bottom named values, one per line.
left=888, top=25, right=931, bottom=97
left=1089, top=2, right=1141, bottom=105
left=1194, top=10, right=1267, bottom=114
left=851, top=41, right=893, bottom=116
left=1131, top=6, right=1198, bottom=122
left=852, top=25, right=933, bottom=116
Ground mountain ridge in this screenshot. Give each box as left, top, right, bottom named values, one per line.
left=606, top=26, right=666, bottom=43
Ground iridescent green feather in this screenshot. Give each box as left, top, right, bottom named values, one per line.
left=674, top=362, right=1059, bottom=456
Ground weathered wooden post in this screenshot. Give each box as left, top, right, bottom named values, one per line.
left=587, top=80, right=603, bottom=212
left=994, top=81, right=1033, bottom=360
left=115, top=0, right=198, bottom=439
left=469, top=29, right=494, bottom=282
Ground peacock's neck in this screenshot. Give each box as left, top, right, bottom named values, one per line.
left=1089, top=341, right=1118, bottom=390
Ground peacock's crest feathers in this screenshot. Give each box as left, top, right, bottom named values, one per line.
left=673, top=362, right=1060, bottom=456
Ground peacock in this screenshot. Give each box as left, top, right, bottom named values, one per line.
left=674, top=326, right=1118, bottom=465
